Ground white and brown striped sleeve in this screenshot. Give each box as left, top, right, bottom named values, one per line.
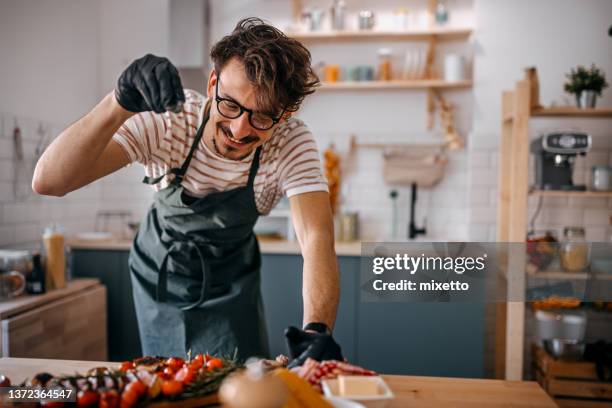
left=277, top=122, right=328, bottom=197
left=112, top=111, right=167, bottom=165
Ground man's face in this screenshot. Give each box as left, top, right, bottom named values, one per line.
left=206, top=58, right=282, bottom=161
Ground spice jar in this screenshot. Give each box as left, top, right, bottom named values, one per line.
left=377, top=48, right=393, bottom=81
left=560, top=227, right=590, bottom=272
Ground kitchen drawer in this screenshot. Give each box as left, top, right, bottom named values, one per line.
left=1, top=285, right=107, bottom=360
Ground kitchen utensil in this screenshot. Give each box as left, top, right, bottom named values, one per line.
left=0, top=250, right=30, bottom=300
left=308, top=8, right=325, bottom=31
left=443, top=54, right=465, bottom=82
left=325, top=64, right=341, bottom=82
left=358, top=10, right=375, bottom=30
left=389, top=190, right=398, bottom=240
left=383, top=146, right=448, bottom=187
left=330, top=0, right=346, bottom=31
left=560, top=227, right=590, bottom=272
left=543, top=338, right=585, bottom=361
left=535, top=310, right=586, bottom=342
left=0, top=270, right=26, bottom=300
left=435, top=0, right=449, bottom=25
left=339, top=212, right=359, bottom=241
left=377, top=49, right=392, bottom=81
left=591, top=165, right=612, bottom=191
left=43, top=223, right=66, bottom=290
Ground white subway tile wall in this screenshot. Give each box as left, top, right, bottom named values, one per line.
left=0, top=112, right=153, bottom=249
left=468, top=128, right=612, bottom=242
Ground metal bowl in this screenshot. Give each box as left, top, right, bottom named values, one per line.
left=543, top=338, right=585, bottom=361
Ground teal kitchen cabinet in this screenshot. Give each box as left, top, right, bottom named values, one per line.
left=70, top=250, right=142, bottom=361
left=260, top=254, right=359, bottom=362
left=70, top=249, right=484, bottom=377
left=355, top=302, right=485, bottom=377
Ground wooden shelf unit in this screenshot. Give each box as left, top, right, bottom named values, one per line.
left=287, top=27, right=473, bottom=42
left=291, top=0, right=473, bottom=140
left=496, top=73, right=612, bottom=382
left=319, top=79, right=473, bottom=91
left=529, top=190, right=612, bottom=198
left=531, top=107, right=612, bottom=118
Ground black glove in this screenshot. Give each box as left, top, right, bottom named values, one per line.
left=115, top=54, right=185, bottom=114
left=285, top=326, right=343, bottom=369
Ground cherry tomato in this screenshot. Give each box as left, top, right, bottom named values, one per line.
left=0, top=374, right=10, bottom=387
left=120, top=388, right=139, bottom=408
left=165, top=357, right=184, bottom=371
left=119, top=361, right=134, bottom=372
left=163, top=366, right=176, bottom=377
left=191, top=354, right=204, bottom=369
left=161, top=379, right=183, bottom=397
left=125, top=380, right=147, bottom=397
left=99, top=389, right=120, bottom=408
left=77, top=389, right=99, bottom=407
left=174, top=366, right=195, bottom=384
left=206, top=358, right=224, bottom=371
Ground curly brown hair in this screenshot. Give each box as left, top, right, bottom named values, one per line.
left=210, top=17, right=319, bottom=115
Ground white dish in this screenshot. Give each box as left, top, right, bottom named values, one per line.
left=326, top=396, right=366, bottom=408
left=322, top=376, right=394, bottom=408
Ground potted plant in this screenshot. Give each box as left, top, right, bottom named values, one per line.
left=564, top=64, right=608, bottom=108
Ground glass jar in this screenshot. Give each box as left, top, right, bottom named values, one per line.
left=560, top=227, right=590, bottom=272
left=377, top=48, right=393, bottom=81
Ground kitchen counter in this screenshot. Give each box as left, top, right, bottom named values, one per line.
left=0, top=357, right=557, bottom=407
left=68, top=237, right=363, bottom=256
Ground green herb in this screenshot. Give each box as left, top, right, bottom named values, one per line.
left=564, top=64, right=608, bottom=96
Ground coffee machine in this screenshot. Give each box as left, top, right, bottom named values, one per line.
left=530, top=131, right=591, bottom=190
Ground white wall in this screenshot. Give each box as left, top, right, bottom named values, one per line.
left=468, top=0, right=612, bottom=241
left=0, top=0, right=168, bottom=248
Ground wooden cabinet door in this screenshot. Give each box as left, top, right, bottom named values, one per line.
left=1, top=286, right=107, bottom=361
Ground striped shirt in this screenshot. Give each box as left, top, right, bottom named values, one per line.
left=112, top=90, right=328, bottom=214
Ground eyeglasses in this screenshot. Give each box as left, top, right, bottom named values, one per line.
left=214, top=76, right=283, bottom=131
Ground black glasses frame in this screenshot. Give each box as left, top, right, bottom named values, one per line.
left=214, top=76, right=283, bottom=131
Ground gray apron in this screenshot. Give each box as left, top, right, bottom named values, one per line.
left=129, top=102, right=269, bottom=360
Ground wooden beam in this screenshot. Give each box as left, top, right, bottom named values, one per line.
left=292, top=0, right=302, bottom=24
left=494, top=90, right=514, bottom=379
left=504, top=79, right=531, bottom=381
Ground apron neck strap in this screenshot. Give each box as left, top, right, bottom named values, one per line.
left=247, top=147, right=262, bottom=188
left=142, top=100, right=211, bottom=186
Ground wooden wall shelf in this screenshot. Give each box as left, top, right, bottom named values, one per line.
left=287, top=27, right=473, bottom=42
left=318, top=79, right=473, bottom=91
left=529, top=190, right=612, bottom=198
left=531, top=107, right=612, bottom=118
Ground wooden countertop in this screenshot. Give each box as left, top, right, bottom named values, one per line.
left=0, top=358, right=557, bottom=407
left=68, top=237, right=363, bottom=257
left=0, top=279, right=100, bottom=320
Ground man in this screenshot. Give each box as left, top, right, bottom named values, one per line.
left=33, top=18, right=341, bottom=366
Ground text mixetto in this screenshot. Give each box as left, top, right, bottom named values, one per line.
left=373, top=279, right=470, bottom=292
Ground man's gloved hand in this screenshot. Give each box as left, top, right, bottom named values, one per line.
left=115, top=54, right=185, bottom=114
left=285, top=326, right=343, bottom=369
